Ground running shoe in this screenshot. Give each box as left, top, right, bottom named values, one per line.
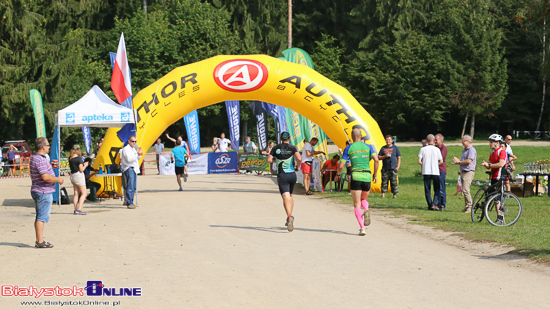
left=184, top=174, right=188, bottom=182
left=178, top=187, right=183, bottom=191
left=74, top=210, right=87, bottom=215
left=363, top=210, right=371, bottom=226
left=358, top=228, right=366, bottom=236
left=287, top=216, right=294, bottom=232
left=496, top=215, right=505, bottom=224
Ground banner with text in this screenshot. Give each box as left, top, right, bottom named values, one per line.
left=238, top=153, right=270, bottom=171
left=225, top=100, right=240, bottom=151
left=248, top=101, right=268, bottom=152
left=82, top=127, right=92, bottom=155
left=184, top=110, right=201, bottom=154
left=208, top=152, right=238, bottom=174
left=159, top=154, right=175, bottom=175
left=186, top=153, right=208, bottom=174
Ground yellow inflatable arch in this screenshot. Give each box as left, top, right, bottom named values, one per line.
left=93, top=55, right=385, bottom=192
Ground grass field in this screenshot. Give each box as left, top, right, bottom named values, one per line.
left=320, top=143, right=550, bottom=263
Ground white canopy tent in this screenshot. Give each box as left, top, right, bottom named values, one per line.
left=53, top=85, right=137, bottom=203
left=57, top=85, right=136, bottom=127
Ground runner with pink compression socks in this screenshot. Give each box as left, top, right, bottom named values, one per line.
left=335, top=128, right=379, bottom=236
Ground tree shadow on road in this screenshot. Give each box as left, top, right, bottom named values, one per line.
left=2, top=199, right=35, bottom=208
left=0, top=242, right=34, bottom=248
left=210, top=225, right=356, bottom=236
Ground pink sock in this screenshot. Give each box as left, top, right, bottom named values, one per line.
left=361, top=200, right=369, bottom=211
left=355, top=206, right=365, bottom=229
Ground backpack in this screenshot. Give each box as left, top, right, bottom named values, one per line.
left=60, top=187, right=70, bottom=205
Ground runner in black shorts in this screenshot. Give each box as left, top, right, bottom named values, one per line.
left=267, top=132, right=302, bottom=232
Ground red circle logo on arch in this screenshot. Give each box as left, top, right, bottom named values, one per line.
left=213, top=59, right=268, bottom=92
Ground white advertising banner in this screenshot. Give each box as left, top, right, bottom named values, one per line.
left=187, top=153, right=208, bottom=175
left=159, top=154, right=175, bottom=175
left=296, top=158, right=323, bottom=192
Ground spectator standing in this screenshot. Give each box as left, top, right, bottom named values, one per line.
left=301, top=137, right=325, bottom=195
left=452, top=135, right=477, bottom=213
left=69, top=145, right=88, bottom=215
left=267, top=132, right=302, bottom=232
left=212, top=137, right=220, bottom=152
left=171, top=139, right=188, bottom=191
left=8, top=144, right=17, bottom=176
left=91, top=138, right=103, bottom=159
left=30, top=137, right=64, bottom=248
left=217, top=132, right=231, bottom=152
left=481, top=134, right=507, bottom=224
left=153, top=138, right=165, bottom=173
left=505, top=135, right=514, bottom=157
left=121, top=135, right=143, bottom=209
left=418, top=134, right=443, bottom=211
left=243, top=136, right=258, bottom=174
left=434, top=134, right=448, bottom=210
left=243, top=136, right=258, bottom=153
left=378, top=135, right=401, bottom=198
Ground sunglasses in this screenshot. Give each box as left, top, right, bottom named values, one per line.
left=129, top=140, right=137, bottom=143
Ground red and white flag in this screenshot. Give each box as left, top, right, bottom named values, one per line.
left=111, top=33, right=132, bottom=103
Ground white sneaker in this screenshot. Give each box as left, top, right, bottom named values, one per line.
left=358, top=228, right=366, bottom=236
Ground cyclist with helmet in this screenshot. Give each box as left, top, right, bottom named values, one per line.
left=481, top=134, right=507, bottom=224
left=267, top=131, right=302, bottom=232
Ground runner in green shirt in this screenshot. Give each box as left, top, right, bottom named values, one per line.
left=335, top=128, right=379, bottom=236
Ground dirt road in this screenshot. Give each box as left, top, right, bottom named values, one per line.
left=1, top=174, right=549, bottom=308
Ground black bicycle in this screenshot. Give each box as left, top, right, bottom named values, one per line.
left=471, top=171, right=522, bottom=227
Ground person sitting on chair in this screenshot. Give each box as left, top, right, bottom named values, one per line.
left=83, top=157, right=101, bottom=202
left=321, top=155, right=341, bottom=191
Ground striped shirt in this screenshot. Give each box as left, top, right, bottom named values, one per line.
left=30, top=154, right=55, bottom=194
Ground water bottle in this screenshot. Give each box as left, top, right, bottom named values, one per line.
left=99, top=165, right=103, bottom=174
left=107, top=165, right=111, bottom=174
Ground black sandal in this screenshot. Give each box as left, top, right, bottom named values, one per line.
left=306, top=191, right=313, bottom=195
left=35, top=241, right=54, bottom=248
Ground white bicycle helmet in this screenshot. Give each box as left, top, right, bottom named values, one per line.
left=488, top=134, right=503, bottom=142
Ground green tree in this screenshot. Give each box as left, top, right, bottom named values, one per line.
left=439, top=0, right=508, bottom=138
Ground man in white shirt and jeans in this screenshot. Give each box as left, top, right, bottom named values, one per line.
left=301, top=137, right=325, bottom=195
left=121, top=136, right=143, bottom=209
left=217, top=132, right=231, bottom=152
left=418, top=134, right=443, bottom=211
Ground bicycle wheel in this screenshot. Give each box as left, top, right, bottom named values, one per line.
left=484, top=192, right=522, bottom=227
left=471, top=188, right=486, bottom=222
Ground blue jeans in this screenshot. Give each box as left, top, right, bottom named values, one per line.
left=31, top=191, right=53, bottom=223
left=423, top=175, right=440, bottom=209
left=439, top=171, right=447, bottom=207
left=124, top=167, right=137, bottom=206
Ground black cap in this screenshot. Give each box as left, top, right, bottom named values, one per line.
left=281, top=132, right=291, bottom=140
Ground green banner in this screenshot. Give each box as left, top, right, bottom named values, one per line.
left=238, top=153, right=270, bottom=171
left=29, top=89, right=47, bottom=138
left=280, top=48, right=329, bottom=161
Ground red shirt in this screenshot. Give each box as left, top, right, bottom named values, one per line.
left=489, top=147, right=507, bottom=180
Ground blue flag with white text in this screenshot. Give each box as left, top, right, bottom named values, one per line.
left=225, top=100, right=240, bottom=151
left=82, top=127, right=92, bottom=155
left=184, top=110, right=201, bottom=154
